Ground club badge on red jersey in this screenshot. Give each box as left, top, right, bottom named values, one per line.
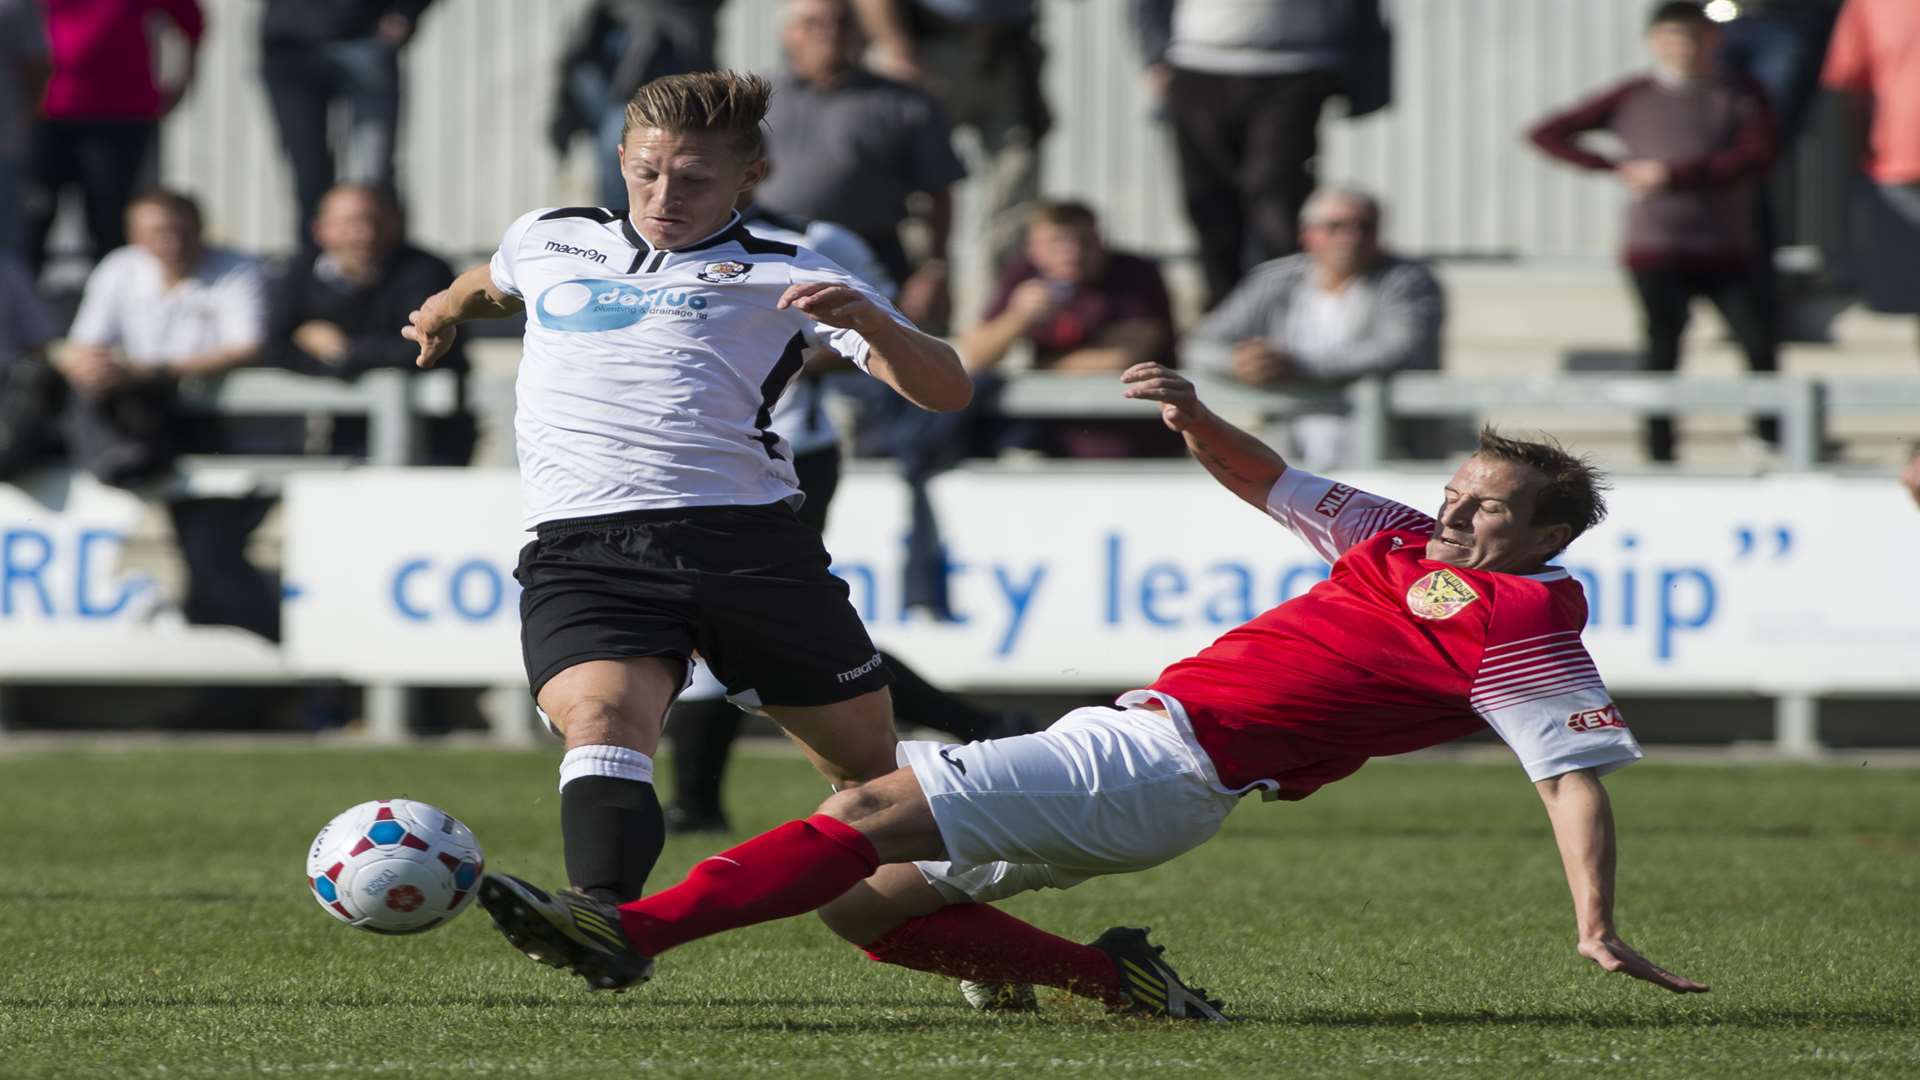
left=1406, top=568, right=1479, bottom=620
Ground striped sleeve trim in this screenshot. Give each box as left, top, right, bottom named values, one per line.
left=1470, top=631, right=1604, bottom=712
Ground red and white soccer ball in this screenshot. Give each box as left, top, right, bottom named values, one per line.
left=305, top=799, right=485, bottom=934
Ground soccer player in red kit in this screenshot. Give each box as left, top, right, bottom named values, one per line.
left=476, top=363, right=1709, bottom=1017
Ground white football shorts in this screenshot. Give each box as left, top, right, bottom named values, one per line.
left=896, top=703, right=1243, bottom=904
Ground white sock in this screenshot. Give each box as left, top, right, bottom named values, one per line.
left=558, top=744, right=654, bottom=793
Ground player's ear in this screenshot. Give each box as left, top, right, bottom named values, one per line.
left=1536, top=522, right=1573, bottom=559
left=740, top=155, right=769, bottom=191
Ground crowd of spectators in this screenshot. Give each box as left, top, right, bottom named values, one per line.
left=0, top=0, right=1915, bottom=648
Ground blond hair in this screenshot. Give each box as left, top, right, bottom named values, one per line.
left=620, top=70, right=773, bottom=160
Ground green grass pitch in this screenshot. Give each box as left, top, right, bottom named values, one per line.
left=2, top=744, right=1915, bottom=1078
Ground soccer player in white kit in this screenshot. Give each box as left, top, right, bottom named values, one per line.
left=402, top=72, right=971, bottom=907
left=476, top=365, right=1708, bottom=1018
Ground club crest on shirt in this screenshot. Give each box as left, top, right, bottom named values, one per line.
left=1406, top=568, right=1479, bottom=620
left=696, top=260, right=752, bottom=284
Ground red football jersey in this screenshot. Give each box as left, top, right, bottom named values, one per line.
left=1142, top=469, right=1641, bottom=799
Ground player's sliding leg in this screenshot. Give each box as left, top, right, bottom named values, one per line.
left=538, top=656, right=682, bottom=904
left=821, top=862, right=1223, bottom=1019
left=478, top=769, right=930, bottom=990
left=480, top=704, right=1236, bottom=1015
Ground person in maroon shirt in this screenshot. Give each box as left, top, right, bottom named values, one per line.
left=25, top=0, right=203, bottom=274
left=1527, top=0, right=1778, bottom=464
left=957, top=199, right=1176, bottom=457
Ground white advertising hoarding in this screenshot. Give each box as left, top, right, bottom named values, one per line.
left=280, top=468, right=1920, bottom=694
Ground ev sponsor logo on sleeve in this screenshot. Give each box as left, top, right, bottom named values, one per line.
left=696, top=260, right=751, bottom=284
left=534, top=278, right=710, bottom=332
left=1566, top=704, right=1629, bottom=733
left=1314, top=483, right=1357, bottom=518
left=1406, top=568, right=1479, bottom=620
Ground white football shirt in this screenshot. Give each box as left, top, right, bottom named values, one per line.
left=490, top=208, right=910, bottom=528
left=741, top=207, right=896, bottom=457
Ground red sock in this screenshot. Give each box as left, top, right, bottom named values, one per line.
left=616, top=814, right=879, bottom=956
left=864, top=903, right=1125, bottom=1006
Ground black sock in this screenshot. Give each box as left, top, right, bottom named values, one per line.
left=880, top=649, right=1000, bottom=742
left=666, top=696, right=746, bottom=815
left=560, top=775, right=665, bottom=904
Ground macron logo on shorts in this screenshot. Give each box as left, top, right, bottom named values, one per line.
left=835, top=653, right=884, bottom=684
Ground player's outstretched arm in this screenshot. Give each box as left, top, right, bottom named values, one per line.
left=1535, top=769, right=1709, bottom=994
left=1121, top=362, right=1288, bottom=509
left=403, top=263, right=524, bottom=369
left=778, top=282, right=972, bottom=411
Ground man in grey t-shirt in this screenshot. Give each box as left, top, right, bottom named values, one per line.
left=756, top=0, right=967, bottom=331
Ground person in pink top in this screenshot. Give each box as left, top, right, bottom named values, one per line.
left=1822, top=0, right=1920, bottom=316
left=25, top=0, right=204, bottom=274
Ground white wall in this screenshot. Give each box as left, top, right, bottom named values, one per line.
left=160, top=0, right=1653, bottom=264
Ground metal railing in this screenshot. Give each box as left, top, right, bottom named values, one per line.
left=1000, top=370, right=1920, bottom=472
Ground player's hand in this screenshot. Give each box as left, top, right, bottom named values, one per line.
left=1230, top=339, right=1290, bottom=385
left=1578, top=935, right=1709, bottom=993
left=403, top=295, right=458, bottom=369
left=1121, top=362, right=1207, bottom=432
left=1900, top=447, right=1920, bottom=509
left=779, top=282, right=886, bottom=334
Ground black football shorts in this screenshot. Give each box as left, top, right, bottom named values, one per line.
left=515, top=501, right=891, bottom=707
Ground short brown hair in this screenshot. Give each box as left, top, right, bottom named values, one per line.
left=127, top=188, right=202, bottom=227
left=620, top=70, right=773, bottom=160
left=1027, top=199, right=1099, bottom=231
left=1475, top=426, right=1610, bottom=544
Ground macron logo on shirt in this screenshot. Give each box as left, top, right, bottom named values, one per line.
left=545, top=241, right=608, bottom=265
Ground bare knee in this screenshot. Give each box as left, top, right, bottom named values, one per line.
left=549, top=696, right=657, bottom=752
left=818, top=781, right=897, bottom=828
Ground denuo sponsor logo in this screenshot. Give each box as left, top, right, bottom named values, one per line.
left=534, top=278, right=711, bottom=332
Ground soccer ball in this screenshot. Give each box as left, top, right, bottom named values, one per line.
left=305, top=799, right=485, bottom=934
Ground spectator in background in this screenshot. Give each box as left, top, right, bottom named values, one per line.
left=1186, top=187, right=1446, bottom=469
left=259, top=0, right=433, bottom=249
left=1529, top=1, right=1778, bottom=465
left=57, top=189, right=277, bottom=639
left=852, top=0, right=1049, bottom=272
left=1718, top=0, right=1843, bottom=150
left=0, top=253, right=62, bottom=478
left=958, top=199, right=1175, bottom=457
left=756, top=0, right=967, bottom=331
left=550, top=1, right=723, bottom=210
left=0, top=0, right=51, bottom=256
left=1131, top=0, right=1392, bottom=309
left=1715, top=1, right=1843, bottom=329
left=1821, top=0, right=1920, bottom=321
left=261, top=183, right=474, bottom=464
left=961, top=200, right=1173, bottom=374
left=25, top=0, right=203, bottom=275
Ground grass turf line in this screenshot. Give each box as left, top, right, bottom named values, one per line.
left=1, top=747, right=1915, bottom=1079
